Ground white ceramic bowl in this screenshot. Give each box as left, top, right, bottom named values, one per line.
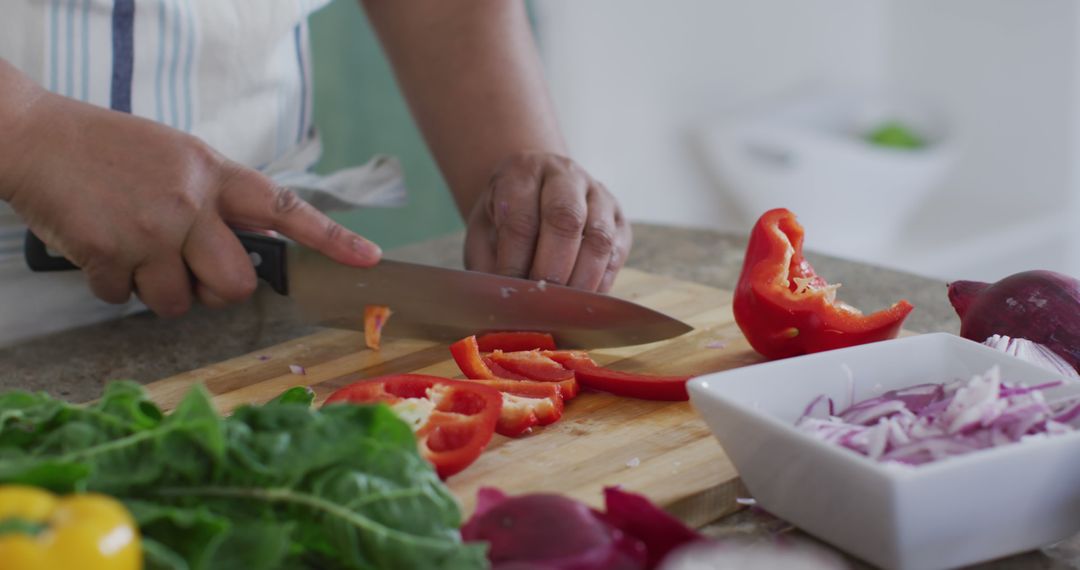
left=687, top=333, right=1080, bottom=570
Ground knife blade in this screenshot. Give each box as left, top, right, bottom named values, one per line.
left=25, top=230, right=693, bottom=347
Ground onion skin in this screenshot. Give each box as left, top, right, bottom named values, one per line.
left=948, top=270, right=1080, bottom=372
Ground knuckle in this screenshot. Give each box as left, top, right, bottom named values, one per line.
left=185, top=136, right=222, bottom=166
left=324, top=220, right=344, bottom=244
left=542, top=201, right=587, bottom=237
left=499, top=211, right=540, bottom=242
left=80, top=235, right=121, bottom=261
left=582, top=222, right=617, bottom=254
left=272, top=187, right=306, bottom=217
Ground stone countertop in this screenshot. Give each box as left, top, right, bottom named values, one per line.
left=2, top=222, right=1062, bottom=568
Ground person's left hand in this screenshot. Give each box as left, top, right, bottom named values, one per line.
left=463, top=152, right=632, bottom=293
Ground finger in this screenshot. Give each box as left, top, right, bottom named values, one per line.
left=528, top=172, right=587, bottom=285
left=464, top=200, right=497, bottom=273
left=132, top=255, right=193, bottom=317
left=195, top=284, right=230, bottom=309
left=491, top=165, right=544, bottom=279
left=183, top=217, right=258, bottom=305
left=217, top=166, right=381, bottom=267
left=567, top=184, right=619, bottom=291
left=599, top=218, right=632, bottom=294
left=82, top=260, right=135, bottom=305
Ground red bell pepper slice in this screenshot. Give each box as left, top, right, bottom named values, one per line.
left=574, top=366, right=691, bottom=401
left=476, top=331, right=557, bottom=352
left=480, top=357, right=529, bottom=381
left=464, top=379, right=565, bottom=437
left=324, top=374, right=502, bottom=478
left=363, top=305, right=392, bottom=351
left=486, top=350, right=580, bottom=399
left=487, top=350, right=575, bottom=382
left=733, top=208, right=914, bottom=360
left=550, top=351, right=691, bottom=401
left=451, top=336, right=578, bottom=398
left=450, top=336, right=499, bottom=379
left=542, top=350, right=598, bottom=370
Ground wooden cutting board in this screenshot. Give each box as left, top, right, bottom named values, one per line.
left=144, top=268, right=765, bottom=527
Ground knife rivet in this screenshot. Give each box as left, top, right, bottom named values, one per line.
left=249, top=252, right=263, bottom=267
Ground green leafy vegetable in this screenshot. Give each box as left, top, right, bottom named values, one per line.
left=0, top=382, right=486, bottom=570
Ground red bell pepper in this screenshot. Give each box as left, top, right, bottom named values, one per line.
left=733, top=208, right=914, bottom=360
left=363, top=305, right=392, bottom=351
left=487, top=350, right=575, bottom=382
left=545, top=350, right=691, bottom=401
left=464, top=379, right=565, bottom=437
left=450, top=336, right=500, bottom=379
left=324, top=374, right=501, bottom=478
left=451, top=337, right=580, bottom=399
left=476, top=331, right=557, bottom=352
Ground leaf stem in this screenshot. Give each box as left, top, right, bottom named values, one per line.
left=153, top=485, right=460, bottom=551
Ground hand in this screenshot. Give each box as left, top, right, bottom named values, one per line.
left=0, top=88, right=381, bottom=317
left=463, top=152, right=632, bottom=293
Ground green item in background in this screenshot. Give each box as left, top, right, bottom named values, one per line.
left=309, top=0, right=465, bottom=251
left=864, top=121, right=927, bottom=150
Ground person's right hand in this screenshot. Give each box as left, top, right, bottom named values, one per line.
left=0, top=79, right=381, bottom=317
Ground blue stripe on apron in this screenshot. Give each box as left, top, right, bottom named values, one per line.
left=110, top=0, right=135, bottom=112
left=294, top=23, right=307, bottom=144
left=82, top=0, right=91, bottom=101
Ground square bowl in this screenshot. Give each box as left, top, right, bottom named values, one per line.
left=687, top=333, right=1080, bottom=570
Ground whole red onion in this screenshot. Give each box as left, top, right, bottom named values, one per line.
left=948, top=270, right=1080, bottom=373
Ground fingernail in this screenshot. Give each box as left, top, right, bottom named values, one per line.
left=352, top=237, right=382, bottom=261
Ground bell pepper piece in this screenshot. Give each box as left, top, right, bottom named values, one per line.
left=483, top=350, right=580, bottom=399
left=542, top=350, right=598, bottom=370
left=325, top=374, right=502, bottom=478
left=487, top=350, right=575, bottom=382
left=363, top=305, right=392, bottom=350
left=450, top=336, right=499, bottom=379
left=476, top=331, right=557, bottom=352
left=733, top=208, right=914, bottom=359
left=450, top=336, right=555, bottom=383
left=480, top=357, right=530, bottom=380
left=464, top=379, right=565, bottom=437
left=573, top=366, right=691, bottom=401
left=0, top=485, right=141, bottom=570
left=548, top=351, right=691, bottom=401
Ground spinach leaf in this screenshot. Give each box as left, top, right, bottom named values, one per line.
left=0, top=383, right=486, bottom=570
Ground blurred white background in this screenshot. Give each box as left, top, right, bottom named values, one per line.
left=532, top=0, right=1080, bottom=282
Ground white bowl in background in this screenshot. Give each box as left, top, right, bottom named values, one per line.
left=687, top=333, right=1080, bottom=570
left=696, top=88, right=953, bottom=261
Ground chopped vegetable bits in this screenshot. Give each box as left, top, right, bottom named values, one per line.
left=797, top=366, right=1080, bottom=465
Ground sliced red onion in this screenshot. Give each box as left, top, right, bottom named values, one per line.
left=796, top=365, right=1080, bottom=465
left=983, top=335, right=1079, bottom=379
left=288, top=364, right=306, bottom=376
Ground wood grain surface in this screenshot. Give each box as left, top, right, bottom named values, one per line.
left=145, top=268, right=763, bottom=527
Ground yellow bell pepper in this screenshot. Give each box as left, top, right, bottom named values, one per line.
left=0, top=485, right=141, bottom=570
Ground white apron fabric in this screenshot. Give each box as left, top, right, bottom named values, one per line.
left=0, top=0, right=406, bottom=347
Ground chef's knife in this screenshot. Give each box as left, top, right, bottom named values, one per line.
left=24, top=230, right=692, bottom=347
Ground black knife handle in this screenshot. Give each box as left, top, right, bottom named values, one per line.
left=236, top=231, right=288, bottom=295
left=23, top=229, right=289, bottom=295
left=24, top=231, right=78, bottom=271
